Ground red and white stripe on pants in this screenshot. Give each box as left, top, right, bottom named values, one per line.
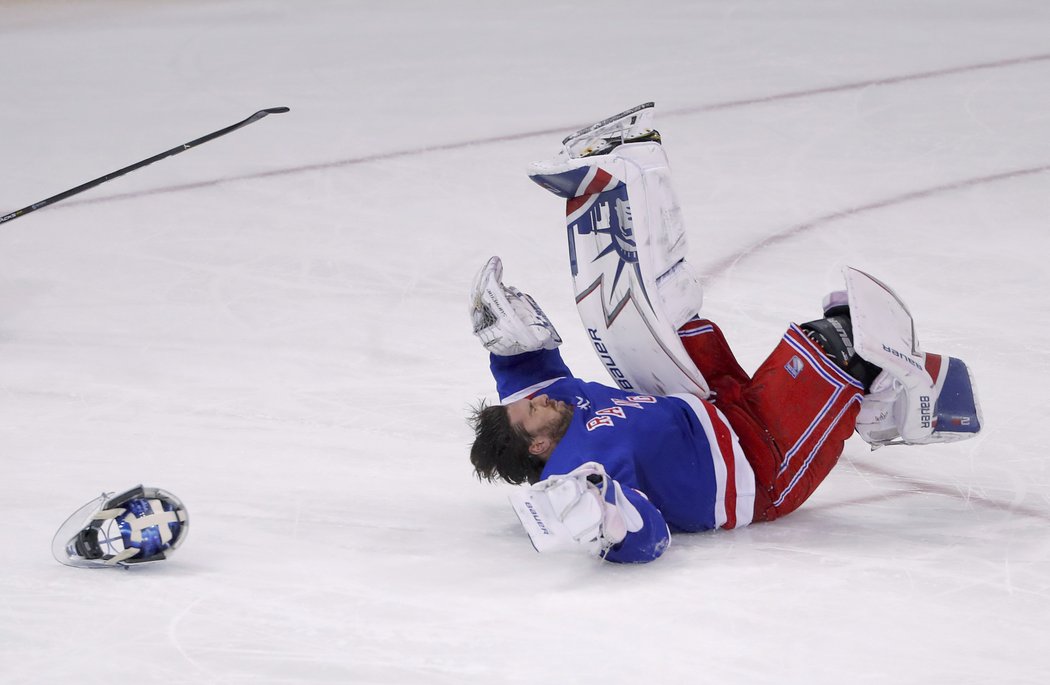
left=678, top=319, right=864, bottom=522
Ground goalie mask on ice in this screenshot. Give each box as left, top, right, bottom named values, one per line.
left=52, top=485, right=189, bottom=568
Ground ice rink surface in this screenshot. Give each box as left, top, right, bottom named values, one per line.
left=1, top=1, right=1048, bottom=682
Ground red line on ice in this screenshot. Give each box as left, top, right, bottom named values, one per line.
left=51, top=52, right=1050, bottom=211
left=701, top=163, right=1050, bottom=280
left=852, top=462, right=1050, bottom=523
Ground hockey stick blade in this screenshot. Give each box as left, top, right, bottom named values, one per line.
left=0, top=106, right=291, bottom=226
left=561, top=102, right=655, bottom=145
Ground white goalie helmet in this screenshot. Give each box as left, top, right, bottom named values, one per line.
left=52, top=485, right=189, bottom=568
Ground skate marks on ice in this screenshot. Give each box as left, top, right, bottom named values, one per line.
left=39, top=52, right=1050, bottom=215
left=794, top=459, right=1050, bottom=524
left=846, top=460, right=1050, bottom=524
left=165, top=590, right=484, bottom=683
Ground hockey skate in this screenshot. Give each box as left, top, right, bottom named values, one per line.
left=560, top=102, right=661, bottom=159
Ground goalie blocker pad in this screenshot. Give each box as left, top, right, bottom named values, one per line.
left=508, top=462, right=645, bottom=556
left=528, top=141, right=710, bottom=398
left=509, top=487, right=585, bottom=554
left=844, top=267, right=982, bottom=445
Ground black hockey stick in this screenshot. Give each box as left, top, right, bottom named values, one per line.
left=0, top=106, right=290, bottom=226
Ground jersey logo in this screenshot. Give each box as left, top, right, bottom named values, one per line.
left=612, top=395, right=656, bottom=409
left=586, top=416, right=616, bottom=431
left=585, top=395, right=656, bottom=431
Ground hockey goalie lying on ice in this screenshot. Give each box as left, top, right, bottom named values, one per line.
left=466, top=103, right=983, bottom=564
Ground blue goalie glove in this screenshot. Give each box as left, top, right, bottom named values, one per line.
left=52, top=485, right=189, bottom=569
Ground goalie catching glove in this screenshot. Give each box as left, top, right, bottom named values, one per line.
left=507, top=462, right=645, bottom=557
left=470, top=256, right=561, bottom=356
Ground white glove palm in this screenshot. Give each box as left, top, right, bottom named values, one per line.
left=469, top=256, right=561, bottom=356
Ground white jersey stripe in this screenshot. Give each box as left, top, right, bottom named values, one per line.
left=501, top=377, right=566, bottom=404
left=672, top=393, right=755, bottom=529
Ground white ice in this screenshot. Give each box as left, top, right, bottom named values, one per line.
left=1, top=1, right=1048, bottom=683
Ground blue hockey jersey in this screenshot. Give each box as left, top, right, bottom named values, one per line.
left=490, top=348, right=756, bottom=563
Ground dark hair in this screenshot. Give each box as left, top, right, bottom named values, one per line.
left=467, top=400, right=545, bottom=485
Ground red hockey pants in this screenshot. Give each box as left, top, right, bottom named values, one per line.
left=678, top=319, right=864, bottom=522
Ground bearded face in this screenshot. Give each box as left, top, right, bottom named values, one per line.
left=505, top=394, right=575, bottom=458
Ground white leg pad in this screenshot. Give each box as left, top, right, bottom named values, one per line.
left=529, top=143, right=708, bottom=397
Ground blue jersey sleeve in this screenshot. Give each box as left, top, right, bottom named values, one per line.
left=601, top=486, right=671, bottom=564
left=489, top=348, right=573, bottom=401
